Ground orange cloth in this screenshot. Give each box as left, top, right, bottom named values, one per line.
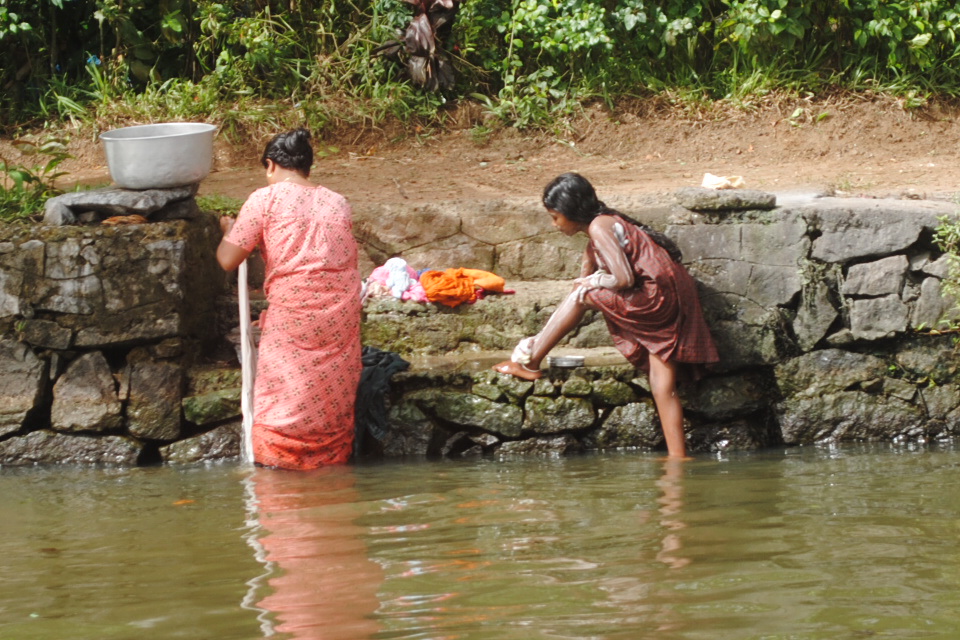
left=420, top=268, right=479, bottom=307
left=461, top=268, right=506, bottom=293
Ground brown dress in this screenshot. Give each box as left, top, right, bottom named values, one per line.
left=584, top=216, right=719, bottom=373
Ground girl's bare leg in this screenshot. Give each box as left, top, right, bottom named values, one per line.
left=648, top=354, right=687, bottom=458
left=494, top=289, right=589, bottom=379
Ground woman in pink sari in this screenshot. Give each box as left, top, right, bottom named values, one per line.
left=217, top=128, right=362, bottom=469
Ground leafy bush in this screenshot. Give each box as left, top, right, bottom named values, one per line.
left=934, top=213, right=960, bottom=327
left=6, top=1, right=960, bottom=131
left=196, top=194, right=244, bottom=217
left=0, top=137, right=71, bottom=222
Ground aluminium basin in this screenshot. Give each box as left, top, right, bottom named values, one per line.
left=100, top=122, right=217, bottom=190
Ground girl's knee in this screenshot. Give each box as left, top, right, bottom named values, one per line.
left=648, top=359, right=679, bottom=401
left=650, top=381, right=678, bottom=403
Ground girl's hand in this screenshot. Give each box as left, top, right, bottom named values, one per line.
left=573, top=273, right=606, bottom=304
left=574, top=272, right=607, bottom=290
left=220, top=216, right=235, bottom=234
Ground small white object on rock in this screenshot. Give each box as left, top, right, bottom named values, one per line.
left=702, top=173, right=745, bottom=189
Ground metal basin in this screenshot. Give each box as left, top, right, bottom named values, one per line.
left=100, top=122, right=216, bottom=190
left=547, top=355, right=585, bottom=369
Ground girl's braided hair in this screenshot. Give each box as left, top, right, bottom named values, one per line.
left=542, top=172, right=683, bottom=263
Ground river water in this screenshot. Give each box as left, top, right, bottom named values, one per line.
left=2, top=443, right=959, bottom=639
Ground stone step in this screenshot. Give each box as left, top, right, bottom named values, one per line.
left=402, top=345, right=630, bottom=374
left=360, top=279, right=615, bottom=356
left=217, top=279, right=616, bottom=359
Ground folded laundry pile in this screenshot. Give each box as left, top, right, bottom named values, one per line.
left=365, top=257, right=428, bottom=302
left=362, top=258, right=513, bottom=308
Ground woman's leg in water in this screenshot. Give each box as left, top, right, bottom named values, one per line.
left=648, top=354, right=687, bottom=458
left=494, top=288, right=588, bottom=380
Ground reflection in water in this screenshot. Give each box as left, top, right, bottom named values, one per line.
left=655, top=459, right=690, bottom=570
left=244, top=467, right=384, bottom=640
left=357, top=457, right=709, bottom=639
left=602, top=458, right=692, bottom=637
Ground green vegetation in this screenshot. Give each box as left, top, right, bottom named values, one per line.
left=196, top=194, right=244, bottom=217
left=4, top=0, right=960, bottom=135
left=934, top=213, right=960, bottom=329
left=0, top=136, right=71, bottom=222
left=5, top=1, right=960, bottom=219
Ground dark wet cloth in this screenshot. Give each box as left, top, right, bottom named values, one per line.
left=585, top=215, right=719, bottom=373
left=353, top=346, right=410, bottom=457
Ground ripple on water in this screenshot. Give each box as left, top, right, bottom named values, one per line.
left=2, top=444, right=960, bottom=639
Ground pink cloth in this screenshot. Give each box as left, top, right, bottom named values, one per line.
left=227, top=182, right=362, bottom=469
left=367, top=261, right=428, bottom=302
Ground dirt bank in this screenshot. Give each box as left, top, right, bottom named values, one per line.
left=8, top=95, right=960, bottom=210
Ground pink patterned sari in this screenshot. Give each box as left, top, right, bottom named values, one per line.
left=227, top=182, right=362, bottom=469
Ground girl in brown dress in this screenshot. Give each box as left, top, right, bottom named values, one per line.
left=494, top=173, right=719, bottom=458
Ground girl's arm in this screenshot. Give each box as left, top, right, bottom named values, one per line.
left=579, top=244, right=598, bottom=279
left=578, top=216, right=634, bottom=290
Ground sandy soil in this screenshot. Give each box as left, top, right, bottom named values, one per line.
left=7, top=95, right=960, bottom=208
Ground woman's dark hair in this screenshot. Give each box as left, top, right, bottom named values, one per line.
left=542, top=172, right=683, bottom=262
left=260, top=127, right=313, bottom=175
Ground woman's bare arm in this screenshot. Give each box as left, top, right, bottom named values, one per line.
left=217, top=239, right=251, bottom=272
left=216, top=217, right=251, bottom=271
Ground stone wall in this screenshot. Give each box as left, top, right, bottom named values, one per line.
left=357, top=191, right=960, bottom=458
left=350, top=195, right=672, bottom=280
left=672, top=193, right=960, bottom=447
left=1, top=192, right=959, bottom=466
left=0, top=214, right=237, bottom=465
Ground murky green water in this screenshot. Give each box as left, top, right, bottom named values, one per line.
left=2, top=444, right=960, bottom=639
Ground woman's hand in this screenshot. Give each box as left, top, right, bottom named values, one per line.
left=220, top=216, right=235, bottom=235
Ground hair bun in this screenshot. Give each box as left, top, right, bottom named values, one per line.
left=261, top=127, right=314, bottom=174
left=291, top=127, right=312, bottom=144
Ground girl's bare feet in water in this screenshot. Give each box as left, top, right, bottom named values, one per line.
left=493, top=360, right=543, bottom=381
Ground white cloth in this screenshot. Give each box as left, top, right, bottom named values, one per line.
left=384, top=257, right=413, bottom=298
left=702, top=173, right=745, bottom=189
left=511, top=337, right=535, bottom=364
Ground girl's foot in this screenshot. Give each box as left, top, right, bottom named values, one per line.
left=493, top=360, right=543, bottom=381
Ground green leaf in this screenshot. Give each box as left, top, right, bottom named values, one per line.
left=43, top=157, right=65, bottom=174
left=910, top=33, right=932, bottom=49
left=7, top=170, right=27, bottom=190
